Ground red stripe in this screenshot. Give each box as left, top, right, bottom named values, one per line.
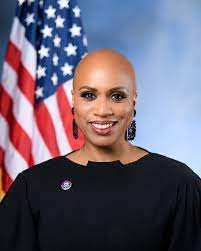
left=5, top=41, right=21, bottom=71
left=57, top=86, right=84, bottom=150
left=0, top=86, right=34, bottom=166
left=35, top=101, right=60, bottom=157
left=0, top=147, right=4, bottom=168
left=0, top=147, right=13, bottom=193
left=5, top=41, right=35, bottom=104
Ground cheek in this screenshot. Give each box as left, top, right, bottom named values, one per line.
left=74, top=107, right=87, bottom=123
left=73, top=96, right=90, bottom=114
left=118, top=107, right=134, bottom=127
left=118, top=106, right=133, bottom=118
left=73, top=99, right=92, bottom=126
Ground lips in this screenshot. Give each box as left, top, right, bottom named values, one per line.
left=90, top=121, right=118, bottom=124
left=90, top=121, right=117, bottom=129
left=89, top=121, right=117, bottom=135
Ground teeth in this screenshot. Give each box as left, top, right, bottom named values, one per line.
left=91, top=123, right=114, bottom=129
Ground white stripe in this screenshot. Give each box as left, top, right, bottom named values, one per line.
left=44, top=94, right=71, bottom=155
left=31, top=117, right=52, bottom=164
left=62, top=79, right=73, bottom=107
left=0, top=114, right=9, bottom=152
left=1, top=62, right=33, bottom=138
left=10, top=17, right=36, bottom=79
left=0, top=115, right=28, bottom=180
left=21, top=37, right=36, bottom=79
left=10, top=17, right=25, bottom=51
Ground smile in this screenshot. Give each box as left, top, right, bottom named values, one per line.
left=89, top=122, right=117, bottom=135
left=91, top=122, right=114, bottom=129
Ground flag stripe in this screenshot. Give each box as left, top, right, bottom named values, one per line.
left=35, top=102, right=60, bottom=157
left=0, top=147, right=12, bottom=193
left=5, top=41, right=21, bottom=73
left=0, top=115, right=29, bottom=180
left=44, top=92, right=71, bottom=155
left=0, top=114, right=9, bottom=152
left=1, top=65, right=52, bottom=169
left=10, top=17, right=25, bottom=51
left=0, top=65, right=52, bottom=167
left=57, top=86, right=80, bottom=150
left=5, top=42, right=35, bottom=104
left=31, top=120, right=52, bottom=164
left=1, top=63, right=33, bottom=137
left=0, top=147, right=4, bottom=166
left=10, top=17, right=36, bottom=79
left=61, top=81, right=85, bottom=148
left=0, top=86, right=33, bottom=166
left=62, top=79, right=73, bottom=107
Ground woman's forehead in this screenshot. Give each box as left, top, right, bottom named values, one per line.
left=73, top=48, right=136, bottom=91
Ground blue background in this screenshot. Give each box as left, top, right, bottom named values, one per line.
left=0, top=0, right=201, bottom=176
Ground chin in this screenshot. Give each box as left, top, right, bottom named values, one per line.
left=88, top=136, right=122, bottom=147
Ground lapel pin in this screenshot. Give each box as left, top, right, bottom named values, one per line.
left=61, top=180, right=72, bottom=190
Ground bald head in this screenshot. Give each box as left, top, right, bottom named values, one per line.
left=73, top=48, right=137, bottom=101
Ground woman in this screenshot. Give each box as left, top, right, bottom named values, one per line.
left=0, top=48, right=201, bottom=251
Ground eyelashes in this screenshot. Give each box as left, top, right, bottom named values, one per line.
left=80, top=91, right=127, bottom=102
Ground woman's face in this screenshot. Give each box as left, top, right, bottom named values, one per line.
left=72, top=50, right=137, bottom=147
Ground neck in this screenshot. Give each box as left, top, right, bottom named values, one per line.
left=80, top=141, right=135, bottom=162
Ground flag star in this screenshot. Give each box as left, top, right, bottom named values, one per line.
left=27, top=0, right=34, bottom=5
left=72, top=6, right=81, bottom=18
left=45, top=5, right=56, bottom=19
left=38, top=45, right=50, bottom=59
left=25, top=13, right=35, bottom=26
left=53, top=34, right=61, bottom=47
left=51, top=73, right=58, bottom=86
left=36, top=65, right=46, bottom=79
left=39, top=0, right=44, bottom=7
left=69, top=24, right=81, bottom=37
left=83, top=35, right=88, bottom=46
left=64, top=43, right=77, bottom=56
left=57, top=0, right=70, bottom=9
left=35, top=86, right=44, bottom=98
left=41, top=25, right=53, bottom=38
left=38, top=19, right=42, bottom=26
left=61, top=63, right=73, bottom=76
left=53, top=53, right=59, bottom=66
left=18, top=0, right=25, bottom=5
left=55, top=15, right=65, bottom=28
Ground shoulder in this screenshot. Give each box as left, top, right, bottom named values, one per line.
left=149, top=152, right=200, bottom=186
left=20, top=155, right=66, bottom=180
left=15, top=155, right=71, bottom=197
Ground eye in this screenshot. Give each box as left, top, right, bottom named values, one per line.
left=80, top=91, right=96, bottom=100
left=80, top=91, right=127, bottom=101
left=111, top=93, right=126, bottom=101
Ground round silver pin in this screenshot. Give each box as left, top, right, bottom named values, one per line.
left=61, top=180, right=72, bottom=190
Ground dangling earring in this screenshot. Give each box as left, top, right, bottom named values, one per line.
left=71, top=107, right=78, bottom=139
left=124, top=109, right=136, bottom=141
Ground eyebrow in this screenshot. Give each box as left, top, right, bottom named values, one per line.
left=79, top=85, right=129, bottom=92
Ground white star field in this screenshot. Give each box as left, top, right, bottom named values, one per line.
left=17, top=0, right=87, bottom=101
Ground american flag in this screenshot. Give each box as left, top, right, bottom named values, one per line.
left=0, top=0, right=87, bottom=195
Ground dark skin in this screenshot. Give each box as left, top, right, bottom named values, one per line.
left=66, top=48, right=149, bottom=165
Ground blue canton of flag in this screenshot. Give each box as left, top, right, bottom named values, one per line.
left=17, top=0, right=88, bottom=104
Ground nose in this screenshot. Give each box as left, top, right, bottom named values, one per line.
left=94, top=96, right=113, bottom=116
